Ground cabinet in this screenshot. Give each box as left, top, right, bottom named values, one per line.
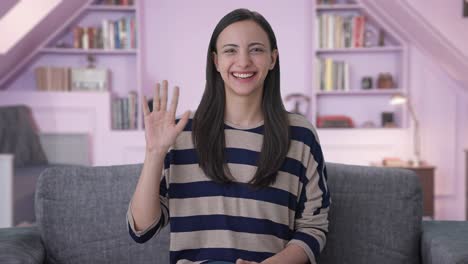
left=33, top=0, right=143, bottom=131
left=312, top=0, right=409, bottom=129
left=403, top=166, right=435, bottom=218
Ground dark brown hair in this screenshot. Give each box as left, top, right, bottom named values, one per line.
left=192, top=8, right=290, bottom=188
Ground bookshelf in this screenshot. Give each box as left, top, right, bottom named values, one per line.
left=312, top=0, right=409, bottom=129
left=32, top=0, right=142, bottom=132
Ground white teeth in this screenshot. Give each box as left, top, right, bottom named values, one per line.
left=233, top=72, right=254, bottom=79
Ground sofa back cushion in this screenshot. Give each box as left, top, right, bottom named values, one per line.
left=0, top=105, right=48, bottom=167
left=35, top=164, right=170, bottom=264
left=320, top=163, right=422, bottom=264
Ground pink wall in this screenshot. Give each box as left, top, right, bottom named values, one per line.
left=140, top=0, right=314, bottom=115
left=406, top=0, right=468, bottom=59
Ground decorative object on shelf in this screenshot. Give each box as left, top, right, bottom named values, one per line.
left=377, top=72, right=396, bottom=89
left=98, top=0, right=134, bottom=6
left=464, top=0, right=468, bottom=17
left=317, top=115, right=354, bottom=128
left=364, top=29, right=377, bottom=47
left=361, top=76, right=373, bottom=90
left=316, top=0, right=337, bottom=5
left=55, top=41, right=71, bottom=49
left=390, top=93, right=421, bottom=166
left=87, top=54, right=96, bottom=68
left=381, top=112, right=396, bottom=127
left=284, top=93, right=311, bottom=117
left=382, top=157, right=408, bottom=167
left=71, top=68, right=109, bottom=92
left=361, top=120, right=377, bottom=128
left=378, top=29, right=385, bottom=46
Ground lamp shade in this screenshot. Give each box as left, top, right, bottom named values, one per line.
left=390, top=94, right=407, bottom=105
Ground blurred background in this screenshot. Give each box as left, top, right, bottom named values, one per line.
left=0, top=0, right=467, bottom=226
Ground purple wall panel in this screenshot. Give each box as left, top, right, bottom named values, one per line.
left=0, top=0, right=18, bottom=18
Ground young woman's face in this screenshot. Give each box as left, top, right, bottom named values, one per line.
left=213, top=20, right=278, bottom=100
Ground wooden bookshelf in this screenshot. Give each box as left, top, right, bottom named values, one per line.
left=312, top=0, right=408, bottom=129
left=316, top=89, right=403, bottom=96
left=87, top=5, right=136, bottom=12
left=316, top=4, right=362, bottom=11
left=316, top=46, right=403, bottom=54
left=40, top=48, right=138, bottom=55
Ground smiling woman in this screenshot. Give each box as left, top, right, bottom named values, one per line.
left=127, top=8, right=330, bottom=264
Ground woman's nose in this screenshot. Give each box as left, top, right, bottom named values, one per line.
left=236, top=50, right=252, bottom=67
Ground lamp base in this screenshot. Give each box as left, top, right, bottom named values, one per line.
left=411, top=156, right=422, bottom=167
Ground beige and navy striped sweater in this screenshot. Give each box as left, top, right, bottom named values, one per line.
left=127, top=113, right=330, bottom=264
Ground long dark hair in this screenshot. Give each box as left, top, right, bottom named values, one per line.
left=192, top=8, right=290, bottom=188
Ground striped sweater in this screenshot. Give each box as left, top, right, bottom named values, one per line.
left=127, top=113, right=330, bottom=264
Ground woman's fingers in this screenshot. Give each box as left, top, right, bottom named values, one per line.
left=153, top=83, right=160, bottom=112
left=175, top=110, right=190, bottom=133
left=142, top=95, right=150, bottom=116
left=160, top=80, right=168, bottom=111
left=169, top=86, right=179, bottom=117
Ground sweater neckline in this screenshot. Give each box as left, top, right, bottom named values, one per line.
left=224, top=119, right=264, bottom=130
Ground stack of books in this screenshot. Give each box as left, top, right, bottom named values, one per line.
left=315, top=58, right=350, bottom=91
left=316, top=14, right=365, bottom=49
left=72, top=17, right=137, bottom=50
left=112, top=91, right=138, bottom=130
left=35, top=66, right=109, bottom=92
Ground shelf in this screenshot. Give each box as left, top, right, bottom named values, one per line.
left=316, top=4, right=362, bottom=11
left=40, top=48, right=137, bottom=55
left=109, top=130, right=143, bottom=135
left=86, top=5, right=136, bottom=12
left=316, top=47, right=403, bottom=54
left=316, top=89, right=403, bottom=96
left=317, top=127, right=404, bottom=131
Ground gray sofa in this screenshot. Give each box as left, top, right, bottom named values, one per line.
left=1, top=163, right=467, bottom=263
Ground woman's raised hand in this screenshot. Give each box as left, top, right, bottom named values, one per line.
left=142, top=80, right=190, bottom=155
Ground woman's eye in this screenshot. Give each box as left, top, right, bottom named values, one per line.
left=251, top=48, right=264, bottom=53
left=224, top=49, right=235, bottom=53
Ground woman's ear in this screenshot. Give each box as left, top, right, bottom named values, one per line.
left=270, top=49, right=278, bottom=70
left=212, top=51, right=219, bottom=72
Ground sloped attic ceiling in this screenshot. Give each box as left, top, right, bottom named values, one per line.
left=359, top=0, right=468, bottom=90
left=0, top=0, right=89, bottom=89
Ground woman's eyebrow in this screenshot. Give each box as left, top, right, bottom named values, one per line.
left=222, top=42, right=266, bottom=48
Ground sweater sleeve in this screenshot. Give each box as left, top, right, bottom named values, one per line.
left=287, top=136, right=330, bottom=264
left=127, top=153, right=171, bottom=244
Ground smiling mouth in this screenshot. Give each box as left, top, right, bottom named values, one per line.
left=232, top=72, right=256, bottom=79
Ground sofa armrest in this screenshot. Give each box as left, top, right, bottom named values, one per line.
left=0, top=226, right=45, bottom=264
left=421, top=220, right=468, bottom=264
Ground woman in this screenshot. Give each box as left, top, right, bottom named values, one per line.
left=127, top=8, right=330, bottom=264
